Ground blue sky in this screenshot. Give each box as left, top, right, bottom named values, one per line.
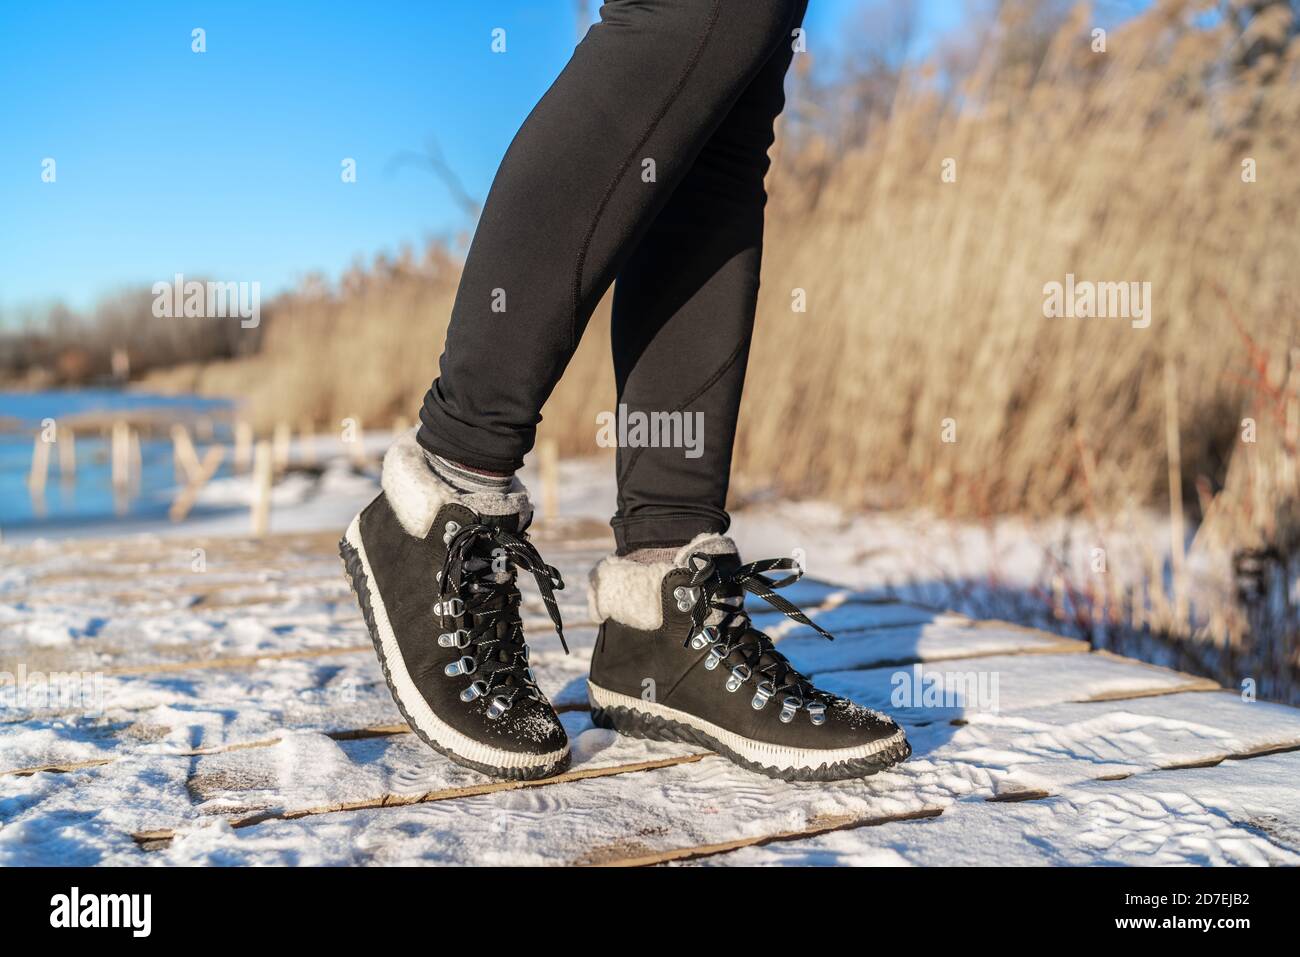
left=0, top=0, right=971, bottom=319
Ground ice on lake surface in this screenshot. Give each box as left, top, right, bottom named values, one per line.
left=0, top=389, right=232, bottom=530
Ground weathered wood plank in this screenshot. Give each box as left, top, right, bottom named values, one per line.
left=697, top=749, right=1300, bottom=866
left=815, top=652, right=1217, bottom=725
left=159, top=692, right=1300, bottom=866
left=4, top=521, right=1289, bottom=869
left=0, top=631, right=1112, bottom=782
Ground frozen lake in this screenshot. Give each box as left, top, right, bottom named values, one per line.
left=0, top=389, right=232, bottom=533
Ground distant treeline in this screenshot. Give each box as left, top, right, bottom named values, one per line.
left=0, top=283, right=267, bottom=388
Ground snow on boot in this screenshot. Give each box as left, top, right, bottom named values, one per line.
left=339, top=431, right=570, bottom=780
left=586, top=534, right=910, bottom=782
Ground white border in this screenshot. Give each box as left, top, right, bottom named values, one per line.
left=587, top=681, right=906, bottom=772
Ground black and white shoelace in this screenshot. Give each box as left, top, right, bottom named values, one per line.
left=434, top=523, right=567, bottom=716
left=681, top=554, right=835, bottom=723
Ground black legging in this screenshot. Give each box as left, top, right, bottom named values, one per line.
left=418, top=0, right=809, bottom=553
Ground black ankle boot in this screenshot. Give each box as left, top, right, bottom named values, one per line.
left=586, top=534, right=909, bottom=782
left=340, top=432, right=570, bottom=780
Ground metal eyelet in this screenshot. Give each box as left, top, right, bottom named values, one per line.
left=444, top=656, right=477, bottom=677
left=725, top=664, right=751, bottom=693
left=486, top=695, right=511, bottom=720
left=433, top=597, right=465, bottom=617
left=689, top=625, right=718, bottom=651
left=779, top=697, right=802, bottom=724
left=442, top=520, right=461, bottom=545
left=751, top=680, right=775, bottom=710
left=459, top=680, right=488, bottom=702
left=437, top=629, right=472, bottom=649
left=673, top=585, right=699, bottom=612
left=806, top=701, right=827, bottom=726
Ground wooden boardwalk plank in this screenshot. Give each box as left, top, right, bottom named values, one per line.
left=815, top=652, right=1217, bottom=725
left=2, top=649, right=1209, bottom=852
left=4, top=524, right=1291, bottom=868
left=10, top=655, right=1232, bottom=858
left=117, top=691, right=1300, bottom=865
left=0, top=613, right=1095, bottom=779
left=775, top=617, right=1086, bottom=673
left=160, top=650, right=1194, bottom=827
left=697, top=749, right=1300, bottom=866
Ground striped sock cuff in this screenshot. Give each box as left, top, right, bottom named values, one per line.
left=425, top=452, right=514, bottom=496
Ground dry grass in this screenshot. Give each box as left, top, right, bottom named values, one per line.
left=142, top=1, right=1299, bottom=524
left=745, top=0, right=1297, bottom=516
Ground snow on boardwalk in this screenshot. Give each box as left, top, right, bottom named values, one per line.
left=1, top=526, right=1296, bottom=867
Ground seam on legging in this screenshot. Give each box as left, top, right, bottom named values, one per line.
left=569, top=0, right=724, bottom=352
left=615, top=333, right=748, bottom=509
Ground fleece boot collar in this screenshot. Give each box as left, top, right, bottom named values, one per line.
left=587, top=532, right=738, bottom=630
left=381, top=430, right=532, bottom=539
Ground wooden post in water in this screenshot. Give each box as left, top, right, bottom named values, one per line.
left=129, top=428, right=142, bottom=496
left=58, top=428, right=76, bottom=484
left=170, top=446, right=225, bottom=522
left=27, top=434, right=51, bottom=499
left=110, top=421, right=130, bottom=515
left=171, top=425, right=202, bottom=484
left=111, top=421, right=130, bottom=491
left=272, top=422, right=292, bottom=474
left=250, top=440, right=273, bottom=536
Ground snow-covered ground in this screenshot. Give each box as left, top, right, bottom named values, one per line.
left=4, top=426, right=1216, bottom=627
left=2, top=438, right=1295, bottom=866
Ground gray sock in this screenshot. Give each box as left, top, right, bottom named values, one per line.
left=624, top=547, right=680, bottom=565
left=424, top=451, right=513, bottom=496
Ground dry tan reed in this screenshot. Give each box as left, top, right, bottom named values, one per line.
left=142, top=1, right=1299, bottom=521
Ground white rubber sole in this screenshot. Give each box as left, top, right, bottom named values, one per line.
left=588, top=680, right=907, bottom=774
left=344, top=515, right=569, bottom=774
